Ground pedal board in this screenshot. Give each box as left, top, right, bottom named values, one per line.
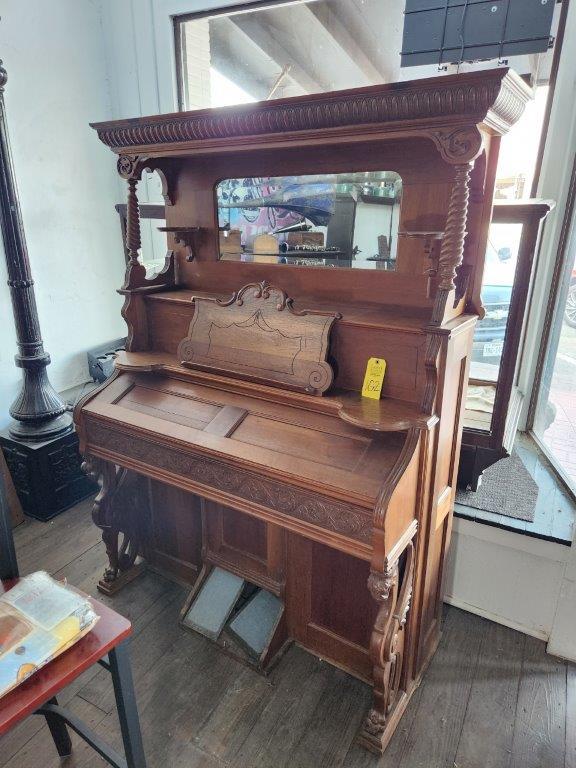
left=180, top=566, right=288, bottom=672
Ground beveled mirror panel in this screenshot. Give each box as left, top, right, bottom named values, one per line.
left=216, top=172, right=402, bottom=269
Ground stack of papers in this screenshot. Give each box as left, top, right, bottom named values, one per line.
left=0, top=571, right=98, bottom=699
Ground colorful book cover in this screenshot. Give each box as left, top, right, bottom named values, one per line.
left=0, top=572, right=99, bottom=699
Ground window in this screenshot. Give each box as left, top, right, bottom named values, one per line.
left=469, top=221, right=523, bottom=384
left=175, top=1, right=560, bottom=199
left=532, top=162, right=576, bottom=491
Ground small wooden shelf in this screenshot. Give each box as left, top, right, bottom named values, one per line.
left=337, top=392, right=437, bottom=432
left=113, top=351, right=436, bottom=432
left=398, top=230, right=444, bottom=239
left=157, top=226, right=202, bottom=234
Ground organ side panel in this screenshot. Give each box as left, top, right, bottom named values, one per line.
left=413, top=322, right=475, bottom=676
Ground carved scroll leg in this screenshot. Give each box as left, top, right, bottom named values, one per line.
left=358, top=541, right=415, bottom=754
left=82, top=458, right=145, bottom=595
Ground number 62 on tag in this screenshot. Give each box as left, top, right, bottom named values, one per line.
left=361, top=358, right=386, bottom=400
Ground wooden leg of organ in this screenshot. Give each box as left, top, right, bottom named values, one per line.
left=82, top=458, right=145, bottom=595
left=358, top=539, right=415, bottom=754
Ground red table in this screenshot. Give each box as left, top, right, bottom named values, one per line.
left=0, top=579, right=146, bottom=768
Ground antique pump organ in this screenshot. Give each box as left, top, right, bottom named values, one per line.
left=75, top=70, right=529, bottom=752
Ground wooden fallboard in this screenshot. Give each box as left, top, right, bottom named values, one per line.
left=80, top=372, right=408, bottom=557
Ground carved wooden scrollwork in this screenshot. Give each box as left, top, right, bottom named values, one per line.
left=84, top=421, right=373, bottom=543
left=359, top=540, right=415, bottom=750
left=82, top=457, right=143, bottom=593
left=430, top=126, right=483, bottom=164
left=117, top=154, right=143, bottom=181
left=117, top=154, right=173, bottom=204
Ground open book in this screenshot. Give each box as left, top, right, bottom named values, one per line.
left=0, top=572, right=99, bottom=699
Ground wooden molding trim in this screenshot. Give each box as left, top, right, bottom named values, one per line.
left=91, top=69, right=530, bottom=159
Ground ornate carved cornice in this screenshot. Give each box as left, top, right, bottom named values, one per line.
left=91, top=69, right=530, bottom=159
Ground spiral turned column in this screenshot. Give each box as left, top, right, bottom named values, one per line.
left=126, top=177, right=141, bottom=265
left=437, top=162, right=472, bottom=292
left=0, top=60, right=72, bottom=440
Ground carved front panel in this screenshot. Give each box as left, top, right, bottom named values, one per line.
left=178, top=281, right=340, bottom=394
left=85, top=420, right=373, bottom=545
left=204, top=501, right=286, bottom=593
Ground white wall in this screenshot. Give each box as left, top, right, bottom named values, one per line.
left=0, top=0, right=125, bottom=429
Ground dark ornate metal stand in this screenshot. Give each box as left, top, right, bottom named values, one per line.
left=0, top=60, right=96, bottom=519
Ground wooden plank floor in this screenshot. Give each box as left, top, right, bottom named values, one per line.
left=2, top=501, right=575, bottom=768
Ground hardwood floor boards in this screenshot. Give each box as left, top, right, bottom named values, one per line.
left=2, top=501, right=574, bottom=768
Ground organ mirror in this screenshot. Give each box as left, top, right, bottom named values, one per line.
left=216, top=171, right=402, bottom=269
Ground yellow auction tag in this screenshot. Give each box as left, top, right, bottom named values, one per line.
left=362, top=357, right=386, bottom=400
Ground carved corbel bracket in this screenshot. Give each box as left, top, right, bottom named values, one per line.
left=145, top=165, right=174, bottom=207
left=117, top=154, right=174, bottom=206
left=158, top=226, right=203, bottom=261
left=82, top=456, right=145, bottom=595
left=430, top=126, right=483, bottom=164
left=117, top=154, right=146, bottom=182
left=367, top=564, right=397, bottom=603
left=358, top=539, right=416, bottom=752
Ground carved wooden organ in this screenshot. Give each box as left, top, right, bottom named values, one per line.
left=75, top=70, right=529, bottom=753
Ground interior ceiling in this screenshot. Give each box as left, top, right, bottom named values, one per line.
left=205, top=0, right=560, bottom=100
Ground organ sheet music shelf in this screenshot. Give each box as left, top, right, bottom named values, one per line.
left=75, top=70, right=529, bottom=754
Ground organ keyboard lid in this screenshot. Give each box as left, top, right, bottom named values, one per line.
left=81, top=369, right=434, bottom=510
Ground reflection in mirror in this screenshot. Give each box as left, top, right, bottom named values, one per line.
left=144, top=218, right=168, bottom=277
left=216, top=172, right=402, bottom=269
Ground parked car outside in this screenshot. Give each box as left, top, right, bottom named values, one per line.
left=564, top=266, right=576, bottom=328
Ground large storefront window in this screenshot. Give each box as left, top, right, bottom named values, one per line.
left=174, top=0, right=565, bottom=483
left=533, top=179, right=576, bottom=490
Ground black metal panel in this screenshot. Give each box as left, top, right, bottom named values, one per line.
left=402, top=0, right=555, bottom=67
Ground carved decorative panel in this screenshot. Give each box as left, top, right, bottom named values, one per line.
left=85, top=421, right=372, bottom=544
left=178, top=281, right=341, bottom=394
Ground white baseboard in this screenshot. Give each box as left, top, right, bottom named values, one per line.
left=444, top=517, right=569, bottom=643
left=546, top=565, right=576, bottom=662
left=443, top=595, right=548, bottom=640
